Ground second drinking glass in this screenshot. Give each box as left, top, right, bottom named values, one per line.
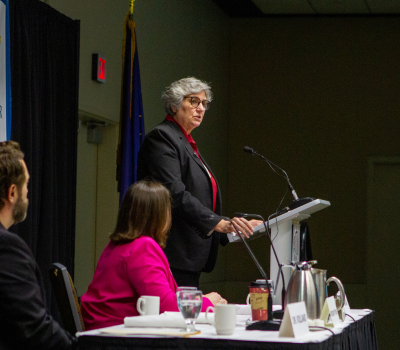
left=176, top=290, right=203, bottom=332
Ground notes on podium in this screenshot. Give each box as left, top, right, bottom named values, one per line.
left=227, top=198, right=331, bottom=243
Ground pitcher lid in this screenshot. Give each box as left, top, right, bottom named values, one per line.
left=294, top=260, right=317, bottom=270
left=249, top=280, right=269, bottom=288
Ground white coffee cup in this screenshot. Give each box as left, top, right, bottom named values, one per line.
left=136, top=296, right=160, bottom=316
left=205, top=304, right=236, bottom=335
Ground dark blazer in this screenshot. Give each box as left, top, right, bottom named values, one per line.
left=137, top=119, right=229, bottom=273
left=0, top=223, right=74, bottom=350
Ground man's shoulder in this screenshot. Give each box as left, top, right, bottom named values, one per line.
left=0, top=227, right=31, bottom=256
left=0, top=226, right=22, bottom=243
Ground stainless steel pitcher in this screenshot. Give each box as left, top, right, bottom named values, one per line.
left=311, top=268, right=345, bottom=318
left=284, top=261, right=320, bottom=320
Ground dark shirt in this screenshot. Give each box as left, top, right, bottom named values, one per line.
left=0, top=222, right=75, bottom=350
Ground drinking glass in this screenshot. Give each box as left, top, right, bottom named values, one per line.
left=176, top=286, right=197, bottom=308
left=177, top=290, right=203, bottom=332
left=176, top=286, right=197, bottom=292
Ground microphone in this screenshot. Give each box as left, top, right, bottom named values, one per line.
left=243, top=146, right=314, bottom=211
left=235, top=211, right=285, bottom=318
left=243, top=146, right=254, bottom=154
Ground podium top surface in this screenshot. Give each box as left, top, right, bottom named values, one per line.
left=228, top=198, right=330, bottom=243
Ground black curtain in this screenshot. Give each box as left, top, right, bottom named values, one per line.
left=9, top=0, right=80, bottom=314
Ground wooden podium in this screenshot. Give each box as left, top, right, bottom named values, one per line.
left=227, top=198, right=330, bottom=305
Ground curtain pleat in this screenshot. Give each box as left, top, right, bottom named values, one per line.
left=9, top=0, right=80, bottom=316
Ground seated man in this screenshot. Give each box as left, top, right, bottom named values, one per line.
left=0, top=141, right=75, bottom=350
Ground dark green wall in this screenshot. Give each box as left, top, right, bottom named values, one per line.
left=202, top=17, right=400, bottom=310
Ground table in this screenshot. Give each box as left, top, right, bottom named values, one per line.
left=76, top=309, right=378, bottom=350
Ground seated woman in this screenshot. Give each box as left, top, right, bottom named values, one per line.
left=80, top=180, right=226, bottom=330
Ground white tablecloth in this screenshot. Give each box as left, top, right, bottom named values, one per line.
left=77, top=308, right=374, bottom=344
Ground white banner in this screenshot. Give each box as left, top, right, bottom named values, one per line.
left=0, top=0, right=10, bottom=141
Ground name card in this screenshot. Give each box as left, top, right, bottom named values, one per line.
left=343, top=294, right=352, bottom=315
left=338, top=294, right=352, bottom=321
left=279, top=302, right=310, bottom=338
left=320, top=296, right=341, bottom=327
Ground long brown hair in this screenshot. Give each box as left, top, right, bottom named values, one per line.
left=110, top=180, right=171, bottom=248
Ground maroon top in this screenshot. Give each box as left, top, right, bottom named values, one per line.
left=165, top=115, right=217, bottom=211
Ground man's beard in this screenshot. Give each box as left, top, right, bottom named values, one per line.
left=13, top=195, right=28, bottom=224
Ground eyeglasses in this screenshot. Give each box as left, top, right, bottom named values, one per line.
left=184, top=96, right=211, bottom=110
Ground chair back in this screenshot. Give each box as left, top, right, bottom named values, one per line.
left=49, top=263, right=85, bottom=334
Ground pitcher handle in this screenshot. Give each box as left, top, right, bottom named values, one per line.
left=326, top=276, right=345, bottom=310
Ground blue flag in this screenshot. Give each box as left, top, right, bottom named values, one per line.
left=0, top=0, right=11, bottom=141
left=117, top=15, right=145, bottom=203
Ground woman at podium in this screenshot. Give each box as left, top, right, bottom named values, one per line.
left=137, top=77, right=260, bottom=288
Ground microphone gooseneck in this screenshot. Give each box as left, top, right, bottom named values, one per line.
left=205, top=215, right=268, bottom=281
left=229, top=219, right=269, bottom=281
left=235, top=212, right=286, bottom=313
left=205, top=216, right=280, bottom=326
left=243, top=146, right=313, bottom=210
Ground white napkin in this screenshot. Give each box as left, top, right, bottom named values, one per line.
left=124, top=312, right=214, bottom=328
left=124, top=307, right=252, bottom=328
left=124, top=312, right=185, bottom=328
left=197, top=312, right=214, bottom=324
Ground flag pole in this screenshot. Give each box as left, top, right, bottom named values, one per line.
left=129, top=0, right=134, bottom=20
left=118, top=0, right=144, bottom=200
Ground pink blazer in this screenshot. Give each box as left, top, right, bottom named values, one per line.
left=80, top=236, right=213, bottom=330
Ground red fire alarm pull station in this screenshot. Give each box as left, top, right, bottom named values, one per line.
left=92, top=54, right=106, bottom=83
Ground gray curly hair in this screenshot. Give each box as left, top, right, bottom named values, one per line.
left=161, top=77, right=213, bottom=115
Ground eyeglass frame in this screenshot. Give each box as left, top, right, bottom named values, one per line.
left=183, top=96, right=211, bottom=110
